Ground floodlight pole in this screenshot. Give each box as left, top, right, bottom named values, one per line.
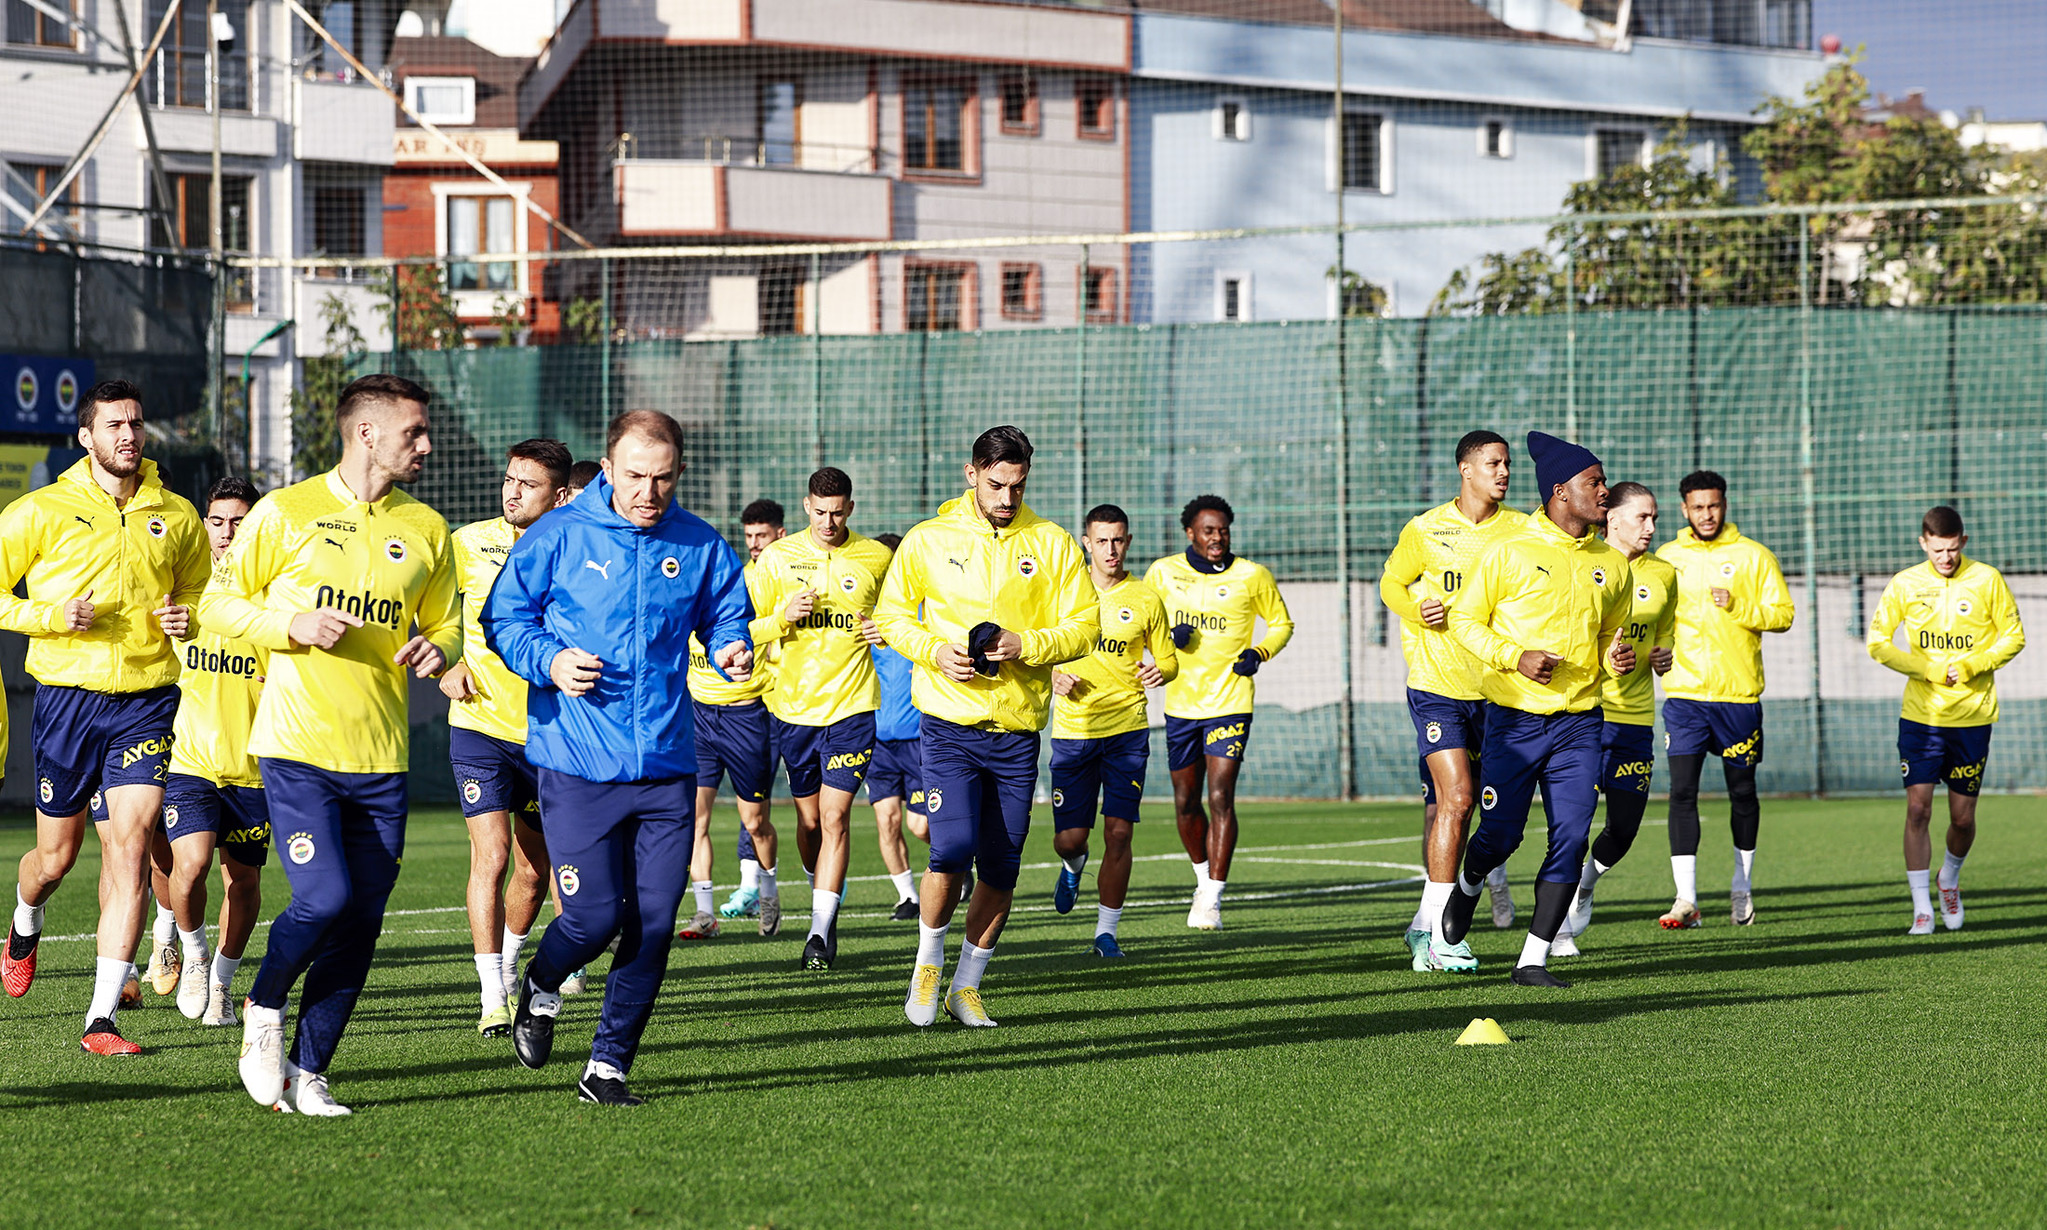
left=1331, top=0, right=1355, bottom=800
left=206, top=0, right=225, bottom=451
left=1798, top=220, right=1824, bottom=795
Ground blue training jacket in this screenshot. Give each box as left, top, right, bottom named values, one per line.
left=871, top=643, right=921, bottom=742
left=483, top=471, right=753, bottom=784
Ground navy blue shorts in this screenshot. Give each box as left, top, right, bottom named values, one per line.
left=1409, top=688, right=1485, bottom=803
left=163, top=772, right=271, bottom=866
left=1899, top=720, right=1991, bottom=795
left=1663, top=698, right=1764, bottom=766
left=30, top=683, right=179, bottom=815
left=922, top=716, right=1038, bottom=891
left=1467, top=704, right=1604, bottom=885
left=1601, top=721, right=1656, bottom=797
left=448, top=727, right=542, bottom=827
left=1051, top=730, right=1150, bottom=832
left=773, top=710, right=876, bottom=797
left=694, top=699, right=772, bottom=803
left=1165, top=713, right=1253, bottom=772
left=866, top=737, right=924, bottom=810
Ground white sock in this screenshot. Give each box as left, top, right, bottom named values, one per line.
left=889, top=869, right=917, bottom=902
left=1061, top=850, right=1088, bottom=877
left=12, top=887, right=43, bottom=937
left=1517, top=932, right=1552, bottom=969
left=87, top=955, right=128, bottom=1025
left=1407, top=888, right=1432, bottom=933
left=916, top=921, right=948, bottom=968
left=1907, top=869, right=1933, bottom=917
left=475, top=953, right=507, bottom=1012
left=1192, top=859, right=1211, bottom=888
left=246, top=1000, right=283, bottom=1027
left=1671, top=854, right=1698, bottom=903
left=1209, top=877, right=1227, bottom=904
left=502, top=926, right=527, bottom=964
left=692, top=880, right=715, bottom=916
left=740, top=857, right=761, bottom=892
left=1455, top=870, right=1483, bottom=897
left=1939, top=850, right=1966, bottom=890
left=760, top=865, right=779, bottom=898
left=803, top=866, right=815, bottom=888
left=951, top=940, right=993, bottom=992
left=808, top=889, right=841, bottom=941
left=1422, top=880, right=1455, bottom=945
left=212, top=951, right=242, bottom=989
left=178, top=925, right=208, bottom=964
left=154, top=902, right=177, bottom=946
left=1096, top=905, right=1122, bottom=939
left=1732, top=847, right=1755, bottom=894
left=584, top=1058, right=626, bottom=1082
left=1578, top=858, right=1609, bottom=897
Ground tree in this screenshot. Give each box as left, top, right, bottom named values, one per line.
left=287, top=293, right=362, bottom=481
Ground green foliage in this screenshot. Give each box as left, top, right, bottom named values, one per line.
left=1326, top=267, right=1390, bottom=317
left=286, top=292, right=362, bottom=481
left=487, top=294, right=526, bottom=347
left=395, top=264, right=463, bottom=350
left=564, top=295, right=613, bottom=345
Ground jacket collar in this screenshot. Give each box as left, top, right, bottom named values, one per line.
left=1185, top=546, right=1234, bottom=575
left=62, top=456, right=166, bottom=509
left=939, top=490, right=1042, bottom=538
left=1675, top=522, right=1744, bottom=549
left=1530, top=508, right=1597, bottom=548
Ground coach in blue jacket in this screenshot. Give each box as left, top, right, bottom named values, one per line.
left=483, top=409, right=753, bottom=1106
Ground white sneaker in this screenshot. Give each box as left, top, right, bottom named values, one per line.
left=203, top=981, right=239, bottom=1027
left=1564, top=886, right=1594, bottom=938
left=1908, top=912, right=1936, bottom=936
left=1549, top=928, right=1581, bottom=958
left=560, top=968, right=589, bottom=996
left=944, top=986, right=998, bottom=1027
left=904, top=963, right=942, bottom=1027
left=1186, top=887, right=1222, bottom=931
left=176, top=953, right=211, bottom=1020
left=1731, top=889, right=1755, bottom=926
left=1486, top=867, right=1515, bottom=928
left=239, top=1003, right=286, bottom=1107
left=1938, top=881, right=1964, bottom=930
left=278, top=1060, right=352, bottom=1117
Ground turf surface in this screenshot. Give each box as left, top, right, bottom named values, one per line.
left=1, top=795, right=2040, bottom=1228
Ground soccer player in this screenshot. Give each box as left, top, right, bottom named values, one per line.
left=1049, top=505, right=1176, bottom=957
left=879, top=425, right=1096, bottom=1028
left=1379, top=430, right=1526, bottom=974
left=682, top=498, right=787, bottom=939
left=1143, top=496, right=1293, bottom=931
left=1866, top=506, right=2023, bottom=934
left=1439, top=432, right=1634, bottom=988
left=564, top=460, right=601, bottom=500
left=485, top=409, right=753, bottom=1106
left=0, top=379, right=208, bottom=1056
left=142, top=477, right=270, bottom=1026
left=751, top=468, right=892, bottom=971
left=1553, top=481, right=1675, bottom=955
left=1656, top=470, right=1794, bottom=928
left=445, top=439, right=571, bottom=1037
left=202, top=372, right=462, bottom=1114
left=868, top=531, right=937, bottom=922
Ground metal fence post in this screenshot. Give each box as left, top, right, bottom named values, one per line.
left=1798, top=217, right=1825, bottom=795
left=1331, top=2, right=1355, bottom=801
left=599, top=255, right=613, bottom=421
left=1564, top=246, right=1578, bottom=440
left=1076, top=243, right=1090, bottom=529
left=811, top=250, right=825, bottom=470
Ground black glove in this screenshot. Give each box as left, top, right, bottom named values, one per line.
left=966, top=621, right=1005, bottom=677
left=1171, top=623, right=1196, bottom=650
left=1231, top=648, right=1262, bottom=677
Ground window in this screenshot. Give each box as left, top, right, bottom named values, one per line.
left=1340, top=111, right=1383, bottom=192
left=1214, top=97, right=1249, bottom=142
left=150, top=172, right=251, bottom=251
left=5, top=162, right=80, bottom=235
left=999, top=74, right=1039, bottom=136
left=405, top=76, right=476, bottom=126
left=1216, top=272, right=1250, bottom=323
left=7, top=0, right=77, bottom=47
left=150, top=0, right=250, bottom=111
left=1083, top=266, right=1117, bottom=323
left=759, top=266, right=801, bottom=335
left=311, top=186, right=365, bottom=257
left=447, top=195, right=516, bottom=292
left=1480, top=117, right=1512, bottom=159
left=1595, top=128, right=1647, bottom=179
left=1077, top=78, right=1115, bottom=140
left=906, top=264, right=968, bottom=331
left=905, top=81, right=971, bottom=174
left=760, top=79, right=799, bottom=165
left=1000, top=263, right=1041, bottom=320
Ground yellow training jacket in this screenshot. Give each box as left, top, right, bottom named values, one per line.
left=1378, top=501, right=1529, bottom=701
left=688, top=559, right=779, bottom=707
left=753, top=530, right=893, bottom=726
left=1656, top=523, right=1795, bottom=704
left=449, top=517, right=531, bottom=745
left=0, top=458, right=209, bottom=692
left=169, top=628, right=266, bottom=788
left=1052, top=575, right=1178, bottom=740
left=873, top=492, right=1097, bottom=733
left=1867, top=557, right=2025, bottom=727
left=1142, top=552, right=1294, bottom=719
left=198, top=470, right=462, bottom=775
left=1600, top=552, right=1677, bottom=726
left=1449, top=510, right=1633, bottom=715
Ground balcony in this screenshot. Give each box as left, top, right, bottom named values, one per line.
left=294, top=79, right=395, bottom=166
left=616, top=160, right=891, bottom=242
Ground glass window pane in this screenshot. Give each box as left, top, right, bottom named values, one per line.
left=932, top=88, right=962, bottom=170
left=484, top=197, right=515, bottom=289
left=761, top=80, right=798, bottom=165
left=448, top=197, right=479, bottom=290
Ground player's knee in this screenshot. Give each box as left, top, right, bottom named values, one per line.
left=1439, top=782, right=1475, bottom=818
left=1103, top=826, right=1133, bottom=859
left=927, top=826, right=975, bottom=876
left=226, top=875, right=262, bottom=915
left=290, top=875, right=354, bottom=922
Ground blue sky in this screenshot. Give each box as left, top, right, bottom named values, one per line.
left=1813, top=0, right=2047, bottom=119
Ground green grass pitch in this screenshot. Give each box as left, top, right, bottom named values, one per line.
left=1, top=795, right=2040, bottom=1228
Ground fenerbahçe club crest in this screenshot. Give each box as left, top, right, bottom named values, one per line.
left=288, top=832, right=317, bottom=864
left=662, top=556, right=680, bottom=578
left=558, top=865, right=581, bottom=896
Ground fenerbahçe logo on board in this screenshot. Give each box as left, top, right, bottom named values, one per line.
left=662, top=556, right=680, bottom=579
left=1481, top=785, right=1498, bottom=811
left=558, top=865, right=581, bottom=896
left=288, top=832, right=317, bottom=864
left=146, top=515, right=167, bottom=538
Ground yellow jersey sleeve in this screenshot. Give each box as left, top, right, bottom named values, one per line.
left=1052, top=578, right=1173, bottom=740
left=0, top=494, right=64, bottom=635
left=169, top=629, right=266, bottom=787
left=753, top=532, right=890, bottom=725
left=1600, top=553, right=1676, bottom=725
left=449, top=519, right=530, bottom=744
left=688, top=557, right=776, bottom=706
left=1377, top=503, right=1527, bottom=701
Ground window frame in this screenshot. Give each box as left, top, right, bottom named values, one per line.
left=1330, top=108, right=1392, bottom=195
left=1082, top=265, right=1118, bottom=324
left=1215, top=270, right=1251, bottom=323
left=405, top=76, right=478, bottom=127
left=901, top=73, right=980, bottom=182
left=1076, top=76, right=1116, bottom=142
left=904, top=260, right=977, bottom=332
left=999, top=261, right=1042, bottom=321
left=998, top=72, right=1040, bottom=137
left=6, top=0, right=80, bottom=49
left=1590, top=126, right=1650, bottom=179
left=1479, top=116, right=1513, bottom=160
left=1213, top=95, right=1250, bottom=142
left=432, top=181, right=532, bottom=313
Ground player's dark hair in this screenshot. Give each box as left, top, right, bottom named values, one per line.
left=741, top=498, right=785, bottom=528
left=78, top=379, right=144, bottom=432
left=876, top=532, right=903, bottom=550
left=1607, top=481, right=1654, bottom=511
left=1180, top=494, right=1234, bottom=530
left=336, top=373, right=429, bottom=427
left=1083, top=503, right=1129, bottom=532
left=205, top=475, right=260, bottom=509
left=1455, top=430, right=1508, bottom=464
left=1921, top=505, right=1965, bottom=538
left=507, top=438, right=573, bottom=489
left=606, top=408, right=684, bottom=460
left=566, top=460, right=601, bottom=490
left=1678, top=470, right=1727, bottom=498
left=808, top=466, right=853, bottom=499
left=971, top=425, right=1033, bottom=469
